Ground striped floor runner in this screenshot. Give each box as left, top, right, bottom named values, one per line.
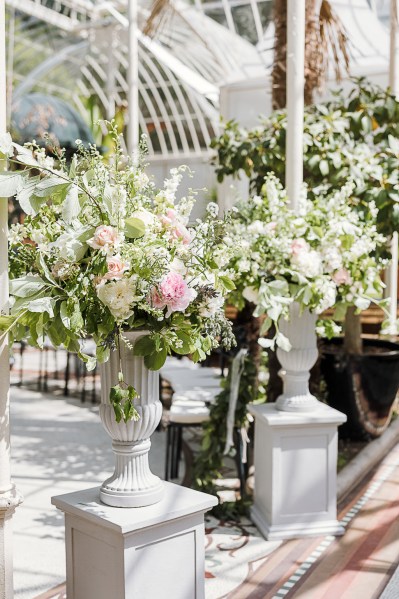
left=35, top=444, right=399, bottom=599
left=230, top=444, right=399, bottom=599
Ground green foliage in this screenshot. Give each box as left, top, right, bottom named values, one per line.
left=193, top=355, right=262, bottom=517
left=211, top=79, right=399, bottom=239
left=110, top=379, right=140, bottom=423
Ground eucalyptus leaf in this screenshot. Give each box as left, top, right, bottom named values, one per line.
left=28, top=297, right=54, bottom=317
left=0, top=172, right=25, bottom=198
left=125, top=217, right=146, bottom=239
left=34, top=175, right=69, bottom=198
left=62, top=184, right=81, bottom=223
left=9, top=276, right=46, bottom=298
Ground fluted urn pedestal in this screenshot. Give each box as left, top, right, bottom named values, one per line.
left=250, top=303, right=346, bottom=540
left=99, top=331, right=163, bottom=508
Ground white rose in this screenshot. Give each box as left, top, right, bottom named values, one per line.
left=199, top=294, right=224, bottom=317
left=170, top=257, right=187, bottom=275
left=291, top=250, right=322, bottom=278
left=96, top=278, right=139, bottom=321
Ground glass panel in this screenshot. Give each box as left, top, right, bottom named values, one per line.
left=204, top=7, right=228, bottom=27
left=257, top=1, right=273, bottom=31
left=230, top=4, right=258, bottom=43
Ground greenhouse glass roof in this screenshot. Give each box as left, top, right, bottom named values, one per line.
left=6, top=0, right=267, bottom=159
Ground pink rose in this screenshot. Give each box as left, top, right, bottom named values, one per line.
left=149, top=272, right=196, bottom=317
left=332, top=268, right=352, bottom=286
left=150, top=287, right=166, bottom=310
left=88, top=225, right=119, bottom=251
left=103, top=255, right=129, bottom=280
left=291, top=238, right=309, bottom=255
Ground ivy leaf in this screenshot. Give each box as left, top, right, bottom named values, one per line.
left=144, top=346, right=167, bottom=370
left=133, top=335, right=156, bottom=356
left=171, top=331, right=193, bottom=355
left=109, top=383, right=140, bottom=422
left=125, top=217, right=146, bottom=239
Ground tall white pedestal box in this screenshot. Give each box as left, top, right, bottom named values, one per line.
left=249, top=404, right=346, bottom=540
left=52, top=483, right=217, bottom=599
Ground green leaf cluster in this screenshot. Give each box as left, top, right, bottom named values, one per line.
left=211, top=78, right=399, bottom=240
left=110, top=383, right=140, bottom=423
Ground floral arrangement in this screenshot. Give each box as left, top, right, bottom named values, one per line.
left=0, top=128, right=235, bottom=420
left=226, top=175, right=389, bottom=350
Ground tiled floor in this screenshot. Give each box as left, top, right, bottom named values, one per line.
left=33, top=445, right=399, bottom=599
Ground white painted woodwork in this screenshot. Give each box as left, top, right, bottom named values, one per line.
left=99, top=332, right=163, bottom=508
left=275, top=303, right=321, bottom=412
left=249, top=403, right=346, bottom=540
left=52, top=483, right=217, bottom=599
left=0, top=5, right=22, bottom=598
left=127, top=0, right=140, bottom=155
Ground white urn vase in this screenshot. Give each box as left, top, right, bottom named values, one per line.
left=275, top=302, right=321, bottom=412
left=99, top=331, right=164, bottom=507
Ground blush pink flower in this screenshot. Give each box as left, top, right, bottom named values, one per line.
left=160, top=209, right=177, bottom=227
left=103, top=255, right=129, bottom=280
left=291, top=238, right=309, bottom=255
left=265, top=221, right=277, bottom=233
left=160, top=209, right=191, bottom=245
left=150, top=272, right=196, bottom=317
left=88, top=225, right=119, bottom=251
left=332, top=268, right=352, bottom=286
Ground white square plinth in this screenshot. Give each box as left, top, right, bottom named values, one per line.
left=249, top=403, right=347, bottom=541
left=52, top=482, right=217, bottom=599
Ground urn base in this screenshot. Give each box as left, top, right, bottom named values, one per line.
left=100, top=480, right=164, bottom=508
left=100, top=438, right=164, bottom=508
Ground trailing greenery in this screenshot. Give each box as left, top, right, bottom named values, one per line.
left=193, top=353, right=266, bottom=518
left=211, top=79, right=399, bottom=240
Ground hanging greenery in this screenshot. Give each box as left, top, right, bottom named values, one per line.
left=193, top=350, right=267, bottom=518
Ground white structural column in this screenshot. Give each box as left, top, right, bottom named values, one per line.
left=285, top=0, right=305, bottom=211
left=387, top=0, right=399, bottom=335
left=127, top=0, right=140, bottom=156
left=250, top=0, right=346, bottom=540
left=0, top=4, right=22, bottom=598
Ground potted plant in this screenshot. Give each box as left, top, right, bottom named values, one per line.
left=0, top=127, right=235, bottom=506
left=212, top=81, right=399, bottom=438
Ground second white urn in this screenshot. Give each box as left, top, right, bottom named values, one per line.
left=276, top=302, right=321, bottom=412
